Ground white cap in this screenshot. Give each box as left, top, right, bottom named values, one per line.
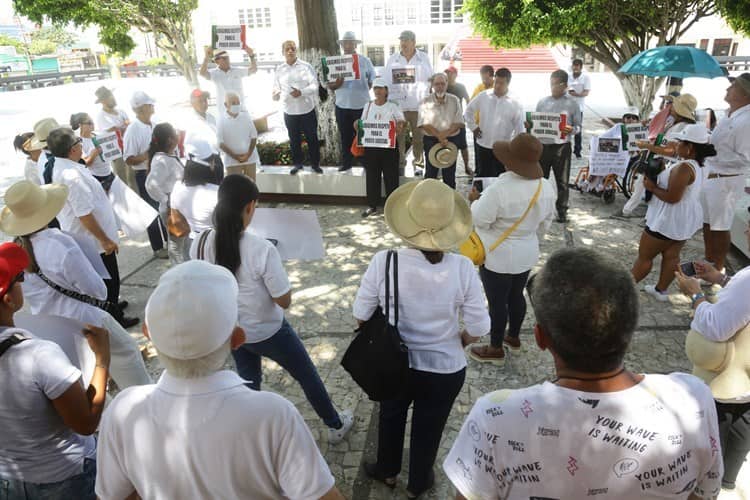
left=184, top=137, right=217, bottom=166
left=130, top=90, right=155, bottom=110
left=670, top=123, right=711, bottom=144
left=145, top=260, right=238, bottom=360
left=372, top=77, right=388, bottom=88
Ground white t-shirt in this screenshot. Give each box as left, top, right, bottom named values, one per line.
left=208, top=67, right=246, bottom=107
left=122, top=119, right=153, bottom=171
left=146, top=153, right=184, bottom=207
left=170, top=182, right=219, bottom=239
left=190, top=230, right=291, bottom=342
left=96, top=108, right=129, bottom=133
left=0, top=328, right=96, bottom=483
left=217, top=110, right=260, bottom=166
left=185, top=111, right=219, bottom=155
left=24, top=158, right=41, bottom=185
left=444, top=373, right=723, bottom=500
left=82, top=136, right=112, bottom=177
left=360, top=101, right=405, bottom=149
left=568, top=71, right=592, bottom=111
left=51, top=157, right=120, bottom=253
left=95, top=370, right=335, bottom=500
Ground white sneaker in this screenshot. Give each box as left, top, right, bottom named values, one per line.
left=328, top=409, right=354, bottom=445
left=644, top=284, right=669, bottom=302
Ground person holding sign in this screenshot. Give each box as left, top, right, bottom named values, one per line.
left=532, top=69, right=580, bottom=223
left=359, top=78, right=405, bottom=217
left=273, top=40, right=322, bottom=175
left=327, top=31, right=374, bottom=172
left=200, top=45, right=257, bottom=110
left=71, top=113, right=115, bottom=193
left=385, top=30, right=434, bottom=174
left=94, top=87, right=135, bottom=191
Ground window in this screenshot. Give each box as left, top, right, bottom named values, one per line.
left=352, top=7, right=361, bottom=22
left=430, top=0, right=464, bottom=24
left=367, top=46, right=385, bottom=66
left=385, top=6, right=394, bottom=25
left=407, top=5, right=417, bottom=21
left=712, top=38, right=732, bottom=57
left=699, top=39, right=709, bottom=51
left=238, top=7, right=272, bottom=29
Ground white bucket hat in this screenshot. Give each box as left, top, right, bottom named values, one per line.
left=26, top=118, right=60, bottom=151
left=0, top=180, right=69, bottom=237
left=670, top=123, right=710, bottom=144
left=384, top=179, right=473, bottom=251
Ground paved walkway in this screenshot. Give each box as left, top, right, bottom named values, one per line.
left=115, top=161, right=749, bottom=499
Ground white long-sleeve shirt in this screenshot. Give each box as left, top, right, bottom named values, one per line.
left=704, top=103, right=750, bottom=175
left=383, top=51, right=433, bottom=112
left=273, top=59, right=318, bottom=116
left=353, top=249, right=490, bottom=374
left=463, top=90, right=525, bottom=149
left=146, top=153, right=183, bottom=207
left=692, top=266, right=750, bottom=343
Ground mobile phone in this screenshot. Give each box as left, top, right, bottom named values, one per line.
left=472, top=179, right=484, bottom=193
left=679, top=261, right=696, bottom=277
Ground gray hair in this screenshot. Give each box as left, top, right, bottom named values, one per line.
left=156, top=339, right=231, bottom=379
left=530, top=248, right=639, bottom=373
left=224, top=92, right=240, bottom=104
left=430, top=72, right=448, bottom=85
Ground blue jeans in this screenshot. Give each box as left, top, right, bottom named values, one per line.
left=231, top=319, right=341, bottom=428
left=0, top=458, right=96, bottom=500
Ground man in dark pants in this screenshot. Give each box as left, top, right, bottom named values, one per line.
left=327, top=31, right=374, bottom=172
left=567, top=58, right=590, bottom=158
left=533, top=70, right=580, bottom=222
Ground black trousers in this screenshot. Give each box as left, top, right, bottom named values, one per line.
left=716, top=400, right=750, bottom=489
left=475, top=144, right=506, bottom=177
left=135, top=170, right=165, bottom=252
left=480, top=267, right=530, bottom=347
left=376, top=367, right=465, bottom=493
left=423, top=135, right=457, bottom=189
left=100, top=251, right=122, bottom=319
left=574, top=110, right=583, bottom=156
left=540, top=142, right=571, bottom=216
left=335, top=106, right=363, bottom=169
left=284, top=110, right=320, bottom=168
left=364, top=147, right=399, bottom=208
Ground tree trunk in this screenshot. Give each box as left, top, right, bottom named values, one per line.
left=152, top=25, right=199, bottom=87
left=588, top=53, right=665, bottom=119
left=295, top=0, right=340, bottom=166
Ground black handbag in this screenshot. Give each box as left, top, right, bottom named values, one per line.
left=341, top=250, right=409, bottom=401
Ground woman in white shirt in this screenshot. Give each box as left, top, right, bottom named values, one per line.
left=190, top=175, right=354, bottom=444
left=360, top=78, right=405, bottom=218
left=632, top=124, right=715, bottom=301
left=146, top=123, right=184, bottom=264
left=635, top=93, right=698, bottom=159
left=467, top=134, right=556, bottom=365
left=71, top=113, right=114, bottom=192
left=14, top=132, right=43, bottom=185
left=353, top=178, right=490, bottom=498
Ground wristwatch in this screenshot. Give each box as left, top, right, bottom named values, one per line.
left=690, top=292, right=705, bottom=308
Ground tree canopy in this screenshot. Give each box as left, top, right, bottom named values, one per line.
left=718, top=0, right=750, bottom=35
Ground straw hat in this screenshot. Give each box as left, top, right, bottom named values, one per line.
left=492, top=133, right=544, bottom=180
left=384, top=179, right=472, bottom=251
left=0, top=181, right=68, bottom=237
left=94, top=86, right=113, bottom=104
left=26, top=118, right=59, bottom=151
left=427, top=142, right=458, bottom=169
left=667, top=93, right=697, bottom=120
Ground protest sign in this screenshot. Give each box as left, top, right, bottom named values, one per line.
left=589, top=125, right=631, bottom=176
left=390, top=66, right=416, bottom=84
left=525, top=112, right=568, bottom=144
left=321, top=54, right=360, bottom=82
left=94, top=132, right=122, bottom=162
left=622, top=124, right=649, bottom=151
left=211, top=25, right=247, bottom=51
left=248, top=208, right=325, bottom=261
left=357, top=118, right=397, bottom=148
left=108, top=176, right=159, bottom=238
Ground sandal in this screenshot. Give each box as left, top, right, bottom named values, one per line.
left=363, top=462, right=397, bottom=489
left=469, top=344, right=506, bottom=366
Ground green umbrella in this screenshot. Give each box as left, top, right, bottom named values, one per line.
left=619, top=46, right=725, bottom=79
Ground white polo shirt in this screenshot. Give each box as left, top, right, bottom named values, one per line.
left=208, top=66, right=246, bottom=106
left=273, top=59, right=318, bottom=116
left=122, top=118, right=153, bottom=171
left=567, top=71, right=591, bottom=112
left=82, top=136, right=112, bottom=177
left=463, top=90, right=525, bottom=149
left=704, top=103, right=750, bottom=175
left=216, top=110, right=260, bottom=166
left=95, top=370, right=335, bottom=500
left=185, top=111, right=219, bottom=155
left=51, top=157, right=120, bottom=253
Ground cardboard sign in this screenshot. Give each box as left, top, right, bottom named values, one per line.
left=212, top=25, right=247, bottom=51
left=247, top=208, right=325, bottom=261
left=525, top=112, right=568, bottom=144
left=94, top=132, right=122, bottom=162
left=391, top=66, right=416, bottom=84
left=589, top=125, right=631, bottom=176
left=322, top=54, right=360, bottom=82
left=108, top=176, right=159, bottom=238
left=357, top=119, right=397, bottom=148
left=622, top=124, right=649, bottom=151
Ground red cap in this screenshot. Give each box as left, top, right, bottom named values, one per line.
left=444, top=66, right=458, bottom=74
left=0, top=243, right=29, bottom=297
left=190, top=89, right=209, bottom=99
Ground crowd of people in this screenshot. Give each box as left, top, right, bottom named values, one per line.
left=2, top=26, right=750, bottom=499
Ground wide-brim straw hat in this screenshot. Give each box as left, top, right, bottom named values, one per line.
left=667, top=93, right=697, bottom=120
left=27, top=117, right=59, bottom=151
left=427, top=142, right=458, bottom=169
left=492, top=133, right=544, bottom=180
left=384, top=178, right=472, bottom=251
left=0, top=181, right=68, bottom=236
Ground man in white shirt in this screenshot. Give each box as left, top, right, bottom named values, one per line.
left=384, top=30, right=433, bottom=173
left=96, top=260, right=345, bottom=500
left=199, top=45, right=257, bottom=110
left=273, top=40, right=322, bottom=175
left=464, top=67, right=524, bottom=177
left=184, top=89, right=222, bottom=183
left=218, top=91, right=259, bottom=179
left=568, top=58, right=591, bottom=158
left=94, top=86, right=136, bottom=191
left=122, top=90, right=166, bottom=258
left=445, top=247, right=723, bottom=500
left=701, top=73, right=750, bottom=273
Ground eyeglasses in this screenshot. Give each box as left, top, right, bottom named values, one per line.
left=72, top=138, right=83, bottom=147
left=0, top=272, right=24, bottom=300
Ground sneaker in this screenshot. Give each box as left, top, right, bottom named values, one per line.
left=503, top=337, right=521, bottom=351
left=644, top=284, right=669, bottom=302
left=153, top=248, right=168, bottom=259
left=312, top=166, right=324, bottom=174
left=361, top=207, right=377, bottom=217
left=290, top=165, right=303, bottom=175
left=328, top=409, right=354, bottom=444
left=468, top=345, right=506, bottom=366
left=414, top=169, right=424, bottom=176
left=118, top=300, right=129, bottom=310
left=556, top=212, right=568, bottom=223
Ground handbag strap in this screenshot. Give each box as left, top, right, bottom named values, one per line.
left=488, top=179, right=544, bottom=253
left=197, top=229, right=212, bottom=261
left=0, top=332, right=28, bottom=358
left=36, top=271, right=111, bottom=310
left=384, top=250, right=399, bottom=328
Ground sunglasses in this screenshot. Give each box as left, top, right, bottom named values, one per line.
left=0, top=272, right=24, bottom=300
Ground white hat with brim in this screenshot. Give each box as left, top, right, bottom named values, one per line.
left=338, top=31, right=361, bottom=44
left=0, top=181, right=68, bottom=237
left=26, top=117, right=60, bottom=151
left=427, top=142, right=458, bottom=169
left=670, top=123, right=711, bottom=144
left=667, top=93, right=697, bottom=120
left=130, top=91, right=156, bottom=110
left=384, top=179, right=473, bottom=251
left=372, top=77, right=388, bottom=88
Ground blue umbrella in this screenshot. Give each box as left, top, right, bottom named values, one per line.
left=619, top=46, right=725, bottom=79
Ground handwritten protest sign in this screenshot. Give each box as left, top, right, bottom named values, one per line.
left=321, top=54, right=360, bottom=82
left=525, top=112, right=568, bottom=144
left=357, top=119, right=397, bottom=148
left=622, top=124, right=649, bottom=151
left=94, top=132, right=122, bottom=162
left=211, top=25, right=247, bottom=51
left=589, top=125, right=631, bottom=176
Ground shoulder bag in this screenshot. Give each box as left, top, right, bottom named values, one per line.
left=166, top=195, right=190, bottom=239
left=36, top=271, right=120, bottom=317
left=459, top=179, right=543, bottom=266
left=341, top=250, right=410, bottom=401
